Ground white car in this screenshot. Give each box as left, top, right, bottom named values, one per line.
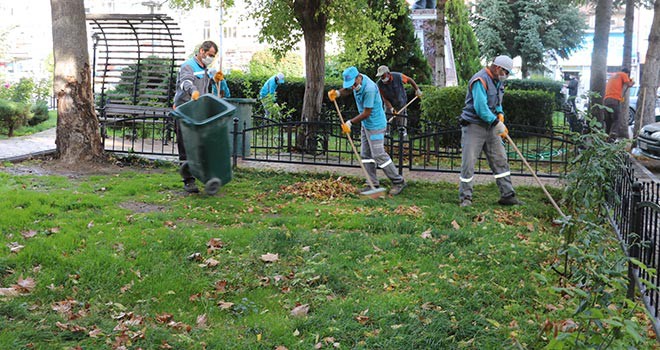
left=629, top=86, right=660, bottom=126
left=638, top=122, right=660, bottom=159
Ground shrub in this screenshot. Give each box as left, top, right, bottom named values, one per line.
left=420, top=85, right=466, bottom=125
left=0, top=99, right=31, bottom=137
left=502, top=90, right=555, bottom=129
left=28, top=100, right=50, bottom=126
left=418, top=85, right=555, bottom=130
left=506, top=78, right=564, bottom=110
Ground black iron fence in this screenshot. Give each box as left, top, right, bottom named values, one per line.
left=609, top=156, right=660, bottom=334
left=100, top=109, right=576, bottom=178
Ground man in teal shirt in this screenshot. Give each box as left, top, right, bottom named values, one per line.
left=458, top=55, right=521, bottom=207
left=328, top=66, right=406, bottom=195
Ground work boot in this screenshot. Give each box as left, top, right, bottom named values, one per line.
left=498, top=194, right=522, bottom=205
left=460, top=198, right=472, bottom=207
left=183, top=178, right=199, bottom=193
left=389, top=181, right=406, bottom=195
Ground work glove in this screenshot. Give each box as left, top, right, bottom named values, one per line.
left=341, top=120, right=352, bottom=134
left=328, top=89, right=340, bottom=102
left=497, top=113, right=504, bottom=123
left=191, top=90, right=200, bottom=101
left=493, top=120, right=508, bottom=138
left=213, top=71, right=224, bottom=83
left=415, top=89, right=423, bottom=98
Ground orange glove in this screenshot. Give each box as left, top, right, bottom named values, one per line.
left=500, top=125, right=509, bottom=138
left=328, top=89, right=340, bottom=102
left=191, top=91, right=200, bottom=101
left=497, top=113, right=504, bottom=123
left=341, top=120, right=352, bottom=134
left=213, top=71, right=224, bottom=83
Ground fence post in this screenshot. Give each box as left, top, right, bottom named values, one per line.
left=232, top=117, right=239, bottom=168
left=397, top=126, right=405, bottom=175
left=627, top=181, right=643, bottom=299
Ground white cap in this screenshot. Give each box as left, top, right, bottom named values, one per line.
left=493, top=55, right=513, bottom=73
left=276, top=72, right=285, bottom=83
left=376, top=65, right=390, bottom=77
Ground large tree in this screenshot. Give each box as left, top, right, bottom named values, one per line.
left=589, top=0, right=613, bottom=127
left=358, top=0, right=432, bottom=85
left=445, top=0, right=481, bottom=85
left=635, top=0, right=660, bottom=134
left=433, top=0, right=448, bottom=86
left=473, top=0, right=587, bottom=77
left=50, top=0, right=103, bottom=163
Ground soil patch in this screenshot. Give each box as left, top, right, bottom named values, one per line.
left=119, top=201, right=167, bottom=214
left=0, top=155, right=170, bottom=177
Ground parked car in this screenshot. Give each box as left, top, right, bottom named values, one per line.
left=638, top=121, right=660, bottom=159
left=629, top=86, right=660, bottom=126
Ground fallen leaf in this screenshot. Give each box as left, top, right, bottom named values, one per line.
left=8, top=242, right=24, bottom=253
left=87, top=221, right=94, bottom=228
left=164, top=221, right=176, bottom=228
left=16, top=276, right=35, bottom=292
left=89, top=327, right=103, bottom=338
left=21, top=230, right=37, bottom=239
left=207, top=238, right=225, bottom=252
left=451, top=220, right=461, bottom=230
left=420, top=228, right=433, bottom=239
left=196, top=314, right=208, bottom=328
left=156, top=313, right=173, bottom=324
left=0, top=287, right=20, bottom=297
left=187, top=252, right=202, bottom=261
left=290, top=304, right=309, bottom=317
left=261, top=253, right=279, bottom=263
left=200, top=258, right=220, bottom=267
left=218, top=301, right=234, bottom=310
left=215, top=280, right=228, bottom=292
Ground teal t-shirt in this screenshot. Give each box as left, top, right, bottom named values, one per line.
left=353, top=75, right=386, bottom=130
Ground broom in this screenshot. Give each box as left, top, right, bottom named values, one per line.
left=332, top=99, right=387, bottom=199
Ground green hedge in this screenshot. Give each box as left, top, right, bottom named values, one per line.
left=419, top=85, right=554, bottom=129
left=0, top=99, right=31, bottom=137
left=505, top=79, right=564, bottom=110
left=223, top=75, right=555, bottom=129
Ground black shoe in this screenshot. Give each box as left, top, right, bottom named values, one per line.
left=498, top=195, right=522, bottom=205
left=390, top=181, right=406, bottom=195
left=183, top=179, right=199, bottom=193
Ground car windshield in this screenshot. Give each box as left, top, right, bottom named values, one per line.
left=629, top=85, right=639, bottom=97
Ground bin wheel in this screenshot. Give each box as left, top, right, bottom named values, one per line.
left=205, top=178, right=222, bottom=195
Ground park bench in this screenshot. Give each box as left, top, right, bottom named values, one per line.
left=98, top=102, right=174, bottom=144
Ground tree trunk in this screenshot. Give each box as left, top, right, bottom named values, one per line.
left=615, top=0, right=635, bottom=139
left=51, top=0, right=104, bottom=163
left=434, top=0, right=447, bottom=86
left=635, top=0, right=660, bottom=135
left=589, top=0, right=612, bottom=129
left=293, top=0, right=327, bottom=154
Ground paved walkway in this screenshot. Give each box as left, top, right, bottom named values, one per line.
left=0, top=128, right=56, bottom=162
left=1, top=128, right=656, bottom=187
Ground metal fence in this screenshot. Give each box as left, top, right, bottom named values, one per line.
left=609, top=156, right=660, bottom=334
left=100, top=108, right=576, bottom=178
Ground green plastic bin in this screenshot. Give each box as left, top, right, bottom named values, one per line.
left=225, top=98, right=256, bottom=156
left=170, top=94, right=236, bottom=195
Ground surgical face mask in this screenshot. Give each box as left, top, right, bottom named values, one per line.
left=381, top=76, right=390, bottom=83
left=498, top=74, right=508, bottom=82
left=353, top=84, right=362, bottom=91
left=202, top=55, right=214, bottom=66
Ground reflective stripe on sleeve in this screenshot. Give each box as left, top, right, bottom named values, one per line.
left=493, top=171, right=510, bottom=179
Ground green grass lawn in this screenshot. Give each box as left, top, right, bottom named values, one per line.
left=0, top=161, right=656, bottom=349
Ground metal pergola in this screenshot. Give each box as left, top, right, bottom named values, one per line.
left=86, top=13, right=186, bottom=107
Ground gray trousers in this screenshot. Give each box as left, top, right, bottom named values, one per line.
left=459, top=123, right=515, bottom=201
left=360, top=127, right=404, bottom=187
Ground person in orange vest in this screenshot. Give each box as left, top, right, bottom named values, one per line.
left=603, top=67, right=634, bottom=137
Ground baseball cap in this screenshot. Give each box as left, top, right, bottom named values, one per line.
left=342, top=66, right=359, bottom=89
left=376, top=65, right=390, bottom=77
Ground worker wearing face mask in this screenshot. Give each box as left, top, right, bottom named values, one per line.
left=375, top=65, right=422, bottom=140
left=458, top=55, right=522, bottom=207
left=327, top=66, right=406, bottom=195
left=172, top=40, right=218, bottom=193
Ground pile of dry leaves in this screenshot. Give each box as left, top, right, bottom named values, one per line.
left=277, top=177, right=357, bottom=200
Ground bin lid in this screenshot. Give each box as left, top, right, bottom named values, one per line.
left=169, top=94, right=236, bottom=126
